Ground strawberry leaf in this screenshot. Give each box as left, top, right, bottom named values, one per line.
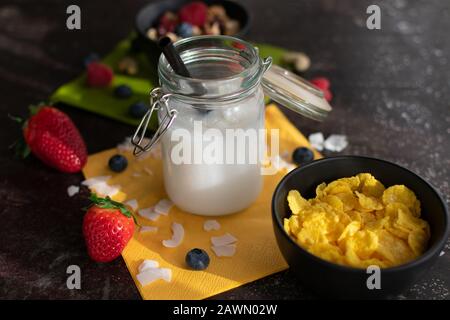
left=88, top=193, right=137, bottom=224
left=9, top=138, right=31, bottom=159
left=8, top=114, right=24, bottom=124
left=28, top=102, right=48, bottom=116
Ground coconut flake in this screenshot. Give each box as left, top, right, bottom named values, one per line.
left=154, top=198, right=173, bottom=216
left=116, top=137, right=133, bottom=153
left=440, top=251, right=445, bottom=257
left=162, top=222, right=184, bottom=248
left=89, top=181, right=121, bottom=198
left=144, top=167, right=154, bottom=176
left=136, top=154, right=150, bottom=162
left=67, top=185, right=80, bottom=197
left=204, top=220, right=221, bottom=231
left=136, top=269, right=160, bottom=287
left=139, top=226, right=158, bottom=234
left=138, top=259, right=159, bottom=272
left=81, top=176, right=120, bottom=198
left=324, top=134, right=348, bottom=152
left=136, top=151, right=151, bottom=161
left=125, top=199, right=138, bottom=211
left=308, top=132, right=325, bottom=151
left=117, top=136, right=150, bottom=153
left=81, top=175, right=111, bottom=187
left=136, top=267, right=172, bottom=286
left=211, top=233, right=238, bottom=246
left=146, top=212, right=161, bottom=221
left=132, top=172, right=142, bottom=178
left=149, top=142, right=162, bottom=159
left=138, top=207, right=160, bottom=221
left=211, top=244, right=237, bottom=257
left=159, top=268, right=172, bottom=282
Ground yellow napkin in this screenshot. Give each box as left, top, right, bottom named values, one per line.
left=82, top=104, right=321, bottom=300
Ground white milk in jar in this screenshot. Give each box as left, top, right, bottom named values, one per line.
left=160, top=86, right=265, bottom=215
left=132, top=36, right=332, bottom=216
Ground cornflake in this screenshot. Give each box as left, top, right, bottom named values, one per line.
left=284, top=173, right=429, bottom=268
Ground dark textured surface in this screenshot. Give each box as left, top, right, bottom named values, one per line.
left=0, top=0, right=449, bottom=300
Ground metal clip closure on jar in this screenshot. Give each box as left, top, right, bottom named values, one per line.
left=131, top=35, right=332, bottom=156
left=132, top=88, right=177, bottom=155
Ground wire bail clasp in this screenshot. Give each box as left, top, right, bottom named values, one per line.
left=262, top=56, right=273, bottom=73
left=131, top=87, right=177, bottom=156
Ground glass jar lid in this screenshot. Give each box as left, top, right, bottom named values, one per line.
left=158, top=35, right=331, bottom=120
left=132, top=36, right=333, bottom=155
left=262, top=64, right=332, bottom=121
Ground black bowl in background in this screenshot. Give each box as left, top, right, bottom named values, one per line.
left=135, top=0, right=250, bottom=64
left=272, top=156, right=449, bottom=299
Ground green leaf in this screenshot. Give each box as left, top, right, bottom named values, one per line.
left=8, top=114, right=24, bottom=124
left=21, top=144, right=31, bottom=158
left=9, top=138, right=31, bottom=159
left=28, top=102, right=47, bottom=116
left=88, top=193, right=137, bottom=223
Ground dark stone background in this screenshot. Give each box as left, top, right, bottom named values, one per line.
left=0, top=0, right=448, bottom=299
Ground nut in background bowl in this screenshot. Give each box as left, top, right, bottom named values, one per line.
left=135, top=0, right=250, bottom=64
left=271, top=156, right=449, bottom=299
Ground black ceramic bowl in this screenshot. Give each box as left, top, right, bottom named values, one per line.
left=135, top=0, right=250, bottom=63
left=272, top=156, right=449, bottom=299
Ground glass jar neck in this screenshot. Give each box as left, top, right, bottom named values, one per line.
left=158, top=36, right=265, bottom=103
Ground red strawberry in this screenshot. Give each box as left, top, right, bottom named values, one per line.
left=86, top=62, right=113, bottom=87
left=310, top=77, right=330, bottom=90
left=178, top=1, right=208, bottom=27
left=83, top=194, right=135, bottom=263
left=23, top=106, right=87, bottom=173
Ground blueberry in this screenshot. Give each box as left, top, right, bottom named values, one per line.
left=114, top=85, right=133, bottom=99
left=129, top=101, right=149, bottom=119
left=292, top=147, right=314, bottom=165
left=108, top=154, right=128, bottom=172
left=83, top=53, right=100, bottom=68
left=185, top=248, right=210, bottom=270
left=176, top=22, right=194, bottom=38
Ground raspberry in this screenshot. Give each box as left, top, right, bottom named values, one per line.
left=310, top=77, right=330, bottom=90
left=159, top=11, right=178, bottom=33
left=86, top=62, right=113, bottom=87
left=178, top=1, right=208, bottom=27
left=323, top=88, right=333, bottom=102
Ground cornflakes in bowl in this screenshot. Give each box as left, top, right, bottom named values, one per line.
left=271, top=156, right=449, bottom=298
left=284, top=173, right=430, bottom=268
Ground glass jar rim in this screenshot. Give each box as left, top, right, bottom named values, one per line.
left=157, top=35, right=331, bottom=120
left=157, top=35, right=266, bottom=102
left=158, top=35, right=261, bottom=83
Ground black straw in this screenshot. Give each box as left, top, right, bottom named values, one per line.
left=158, top=36, right=208, bottom=107
left=158, top=37, right=191, bottom=77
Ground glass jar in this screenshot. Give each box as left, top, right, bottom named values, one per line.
left=132, top=36, right=331, bottom=216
